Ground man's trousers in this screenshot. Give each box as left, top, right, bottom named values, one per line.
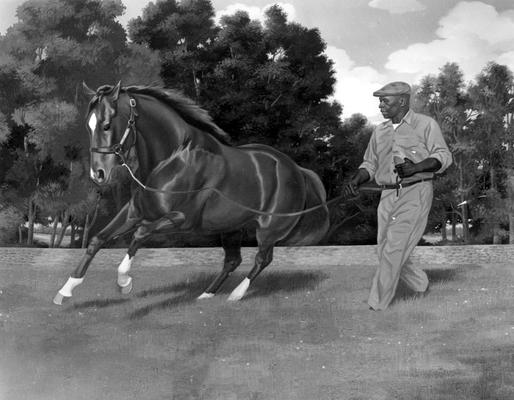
left=367, top=181, right=432, bottom=310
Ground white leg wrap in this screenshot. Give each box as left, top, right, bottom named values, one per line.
left=118, top=254, right=132, bottom=275
left=58, top=277, right=84, bottom=297
left=117, top=254, right=133, bottom=287
left=228, top=278, right=250, bottom=301
left=198, top=292, right=215, bottom=300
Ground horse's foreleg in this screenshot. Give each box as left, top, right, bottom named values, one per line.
left=228, top=243, right=274, bottom=301
left=53, top=202, right=140, bottom=305
left=199, top=230, right=243, bottom=300
left=117, top=212, right=186, bottom=295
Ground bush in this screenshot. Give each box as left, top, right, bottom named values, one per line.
left=0, top=205, right=24, bottom=245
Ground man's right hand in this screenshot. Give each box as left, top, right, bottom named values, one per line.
left=342, top=168, right=370, bottom=199
left=343, top=179, right=360, bottom=198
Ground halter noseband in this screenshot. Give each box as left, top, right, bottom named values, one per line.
left=90, top=97, right=138, bottom=159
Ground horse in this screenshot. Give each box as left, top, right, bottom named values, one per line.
left=53, top=82, right=330, bottom=305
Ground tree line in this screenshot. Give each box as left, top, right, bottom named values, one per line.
left=0, top=0, right=512, bottom=247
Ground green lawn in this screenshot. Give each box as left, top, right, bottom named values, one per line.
left=0, top=252, right=513, bottom=400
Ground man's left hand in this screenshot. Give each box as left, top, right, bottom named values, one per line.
left=395, top=158, right=418, bottom=179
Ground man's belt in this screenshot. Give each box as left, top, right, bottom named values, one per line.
left=358, top=178, right=434, bottom=195
left=378, top=177, right=434, bottom=190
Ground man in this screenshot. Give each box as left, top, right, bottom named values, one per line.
left=344, top=81, right=452, bottom=311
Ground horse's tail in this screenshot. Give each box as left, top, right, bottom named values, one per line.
left=280, top=168, right=330, bottom=246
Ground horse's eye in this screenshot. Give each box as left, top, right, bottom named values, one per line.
left=103, top=122, right=110, bottom=131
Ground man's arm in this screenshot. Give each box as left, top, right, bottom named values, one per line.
left=395, top=157, right=441, bottom=179
left=424, top=118, right=452, bottom=173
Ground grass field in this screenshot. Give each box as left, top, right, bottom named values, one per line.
left=0, top=248, right=513, bottom=400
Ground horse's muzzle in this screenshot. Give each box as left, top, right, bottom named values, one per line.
left=90, top=168, right=106, bottom=184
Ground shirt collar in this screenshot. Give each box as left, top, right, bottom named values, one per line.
left=401, top=109, right=414, bottom=126
left=379, top=109, right=414, bottom=130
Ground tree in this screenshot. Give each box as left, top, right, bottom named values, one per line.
left=128, top=0, right=217, bottom=99
left=0, top=0, right=164, bottom=248
left=468, top=62, right=514, bottom=243
left=413, top=63, right=476, bottom=242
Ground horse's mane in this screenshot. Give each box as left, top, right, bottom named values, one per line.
left=92, top=85, right=232, bottom=146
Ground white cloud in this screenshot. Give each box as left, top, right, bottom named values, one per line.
left=368, top=0, right=425, bottom=14
left=386, top=1, right=514, bottom=81
left=325, top=46, right=386, bottom=122
left=437, top=1, right=514, bottom=45
left=215, top=3, right=296, bottom=25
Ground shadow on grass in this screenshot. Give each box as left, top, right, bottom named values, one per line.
left=73, top=298, right=130, bottom=309
left=72, top=273, right=219, bottom=311
left=392, top=265, right=481, bottom=304
left=129, top=270, right=328, bottom=319
left=244, top=271, right=328, bottom=300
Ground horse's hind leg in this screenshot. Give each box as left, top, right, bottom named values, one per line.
left=228, top=242, right=274, bottom=301
left=198, top=230, right=243, bottom=299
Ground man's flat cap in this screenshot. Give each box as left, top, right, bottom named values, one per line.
left=373, top=81, right=411, bottom=97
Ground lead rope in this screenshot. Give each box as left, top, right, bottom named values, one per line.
left=117, top=152, right=352, bottom=217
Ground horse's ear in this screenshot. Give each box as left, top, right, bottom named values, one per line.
left=82, top=81, right=96, bottom=97
left=111, top=81, right=122, bottom=101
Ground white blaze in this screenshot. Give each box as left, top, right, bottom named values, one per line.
left=89, top=112, right=98, bottom=181
left=88, top=112, right=97, bottom=135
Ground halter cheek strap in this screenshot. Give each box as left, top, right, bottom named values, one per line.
left=90, top=98, right=138, bottom=156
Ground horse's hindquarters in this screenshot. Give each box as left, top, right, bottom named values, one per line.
left=280, top=168, right=330, bottom=246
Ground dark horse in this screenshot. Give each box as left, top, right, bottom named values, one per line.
left=53, top=82, right=329, bottom=305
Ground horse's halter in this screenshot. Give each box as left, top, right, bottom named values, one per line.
left=90, top=97, right=138, bottom=162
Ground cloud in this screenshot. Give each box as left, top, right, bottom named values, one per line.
left=368, top=0, right=425, bottom=14
left=386, top=1, right=514, bottom=81
left=325, top=46, right=386, bottom=122
left=215, top=2, right=296, bottom=25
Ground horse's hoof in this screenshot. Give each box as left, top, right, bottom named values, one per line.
left=53, top=292, right=70, bottom=305
left=118, top=277, right=133, bottom=295
left=198, top=292, right=215, bottom=300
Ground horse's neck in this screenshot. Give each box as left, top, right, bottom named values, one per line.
left=133, top=97, right=217, bottom=179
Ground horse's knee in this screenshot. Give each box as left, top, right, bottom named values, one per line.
left=224, top=254, right=242, bottom=272
left=256, top=249, right=273, bottom=266
left=86, top=236, right=104, bottom=256
left=133, top=225, right=150, bottom=241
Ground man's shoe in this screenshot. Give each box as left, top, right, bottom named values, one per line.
left=413, top=284, right=430, bottom=299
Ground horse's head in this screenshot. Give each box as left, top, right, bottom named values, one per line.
left=84, top=81, right=135, bottom=185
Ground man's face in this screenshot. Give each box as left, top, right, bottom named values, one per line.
left=378, top=95, right=403, bottom=120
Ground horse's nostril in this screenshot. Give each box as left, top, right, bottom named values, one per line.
left=97, top=169, right=105, bottom=181
left=103, top=123, right=110, bottom=131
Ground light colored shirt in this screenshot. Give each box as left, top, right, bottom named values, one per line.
left=359, top=109, right=452, bottom=185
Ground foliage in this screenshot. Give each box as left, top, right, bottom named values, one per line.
left=0, top=0, right=513, bottom=246
left=0, top=201, right=24, bottom=245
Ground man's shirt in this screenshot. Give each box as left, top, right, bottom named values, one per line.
left=359, top=109, right=452, bottom=185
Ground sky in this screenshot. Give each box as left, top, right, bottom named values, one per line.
left=1, top=0, right=514, bottom=123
